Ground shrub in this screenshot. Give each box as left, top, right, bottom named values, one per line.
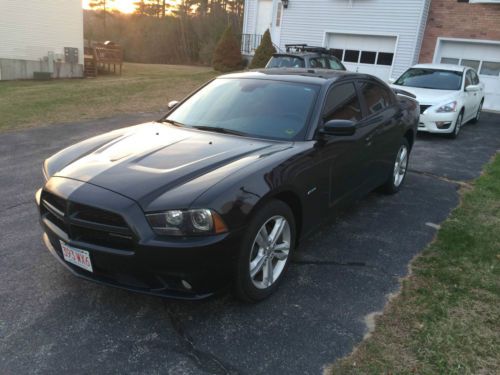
left=249, top=29, right=276, bottom=69
left=212, top=24, right=243, bottom=72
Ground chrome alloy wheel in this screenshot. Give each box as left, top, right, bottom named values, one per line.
left=475, top=102, right=483, bottom=122
left=454, top=112, right=463, bottom=137
left=249, top=215, right=291, bottom=289
left=393, top=144, right=408, bottom=188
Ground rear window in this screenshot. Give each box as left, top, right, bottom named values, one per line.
left=266, top=56, right=305, bottom=68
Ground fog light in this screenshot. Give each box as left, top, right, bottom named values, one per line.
left=436, top=121, right=452, bottom=129
left=181, top=280, right=192, bottom=290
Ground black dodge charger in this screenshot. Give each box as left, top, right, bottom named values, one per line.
left=37, top=69, right=419, bottom=302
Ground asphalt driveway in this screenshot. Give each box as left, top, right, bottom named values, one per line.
left=1, top=113, right=499, bottom=374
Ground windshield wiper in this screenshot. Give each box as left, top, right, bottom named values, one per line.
left=192, top=126, right=248, bottom=137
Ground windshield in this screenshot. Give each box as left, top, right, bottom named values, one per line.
left=394, top=68, right=463, bottom=90
left=166, top=78, right=319, bottom=141
left=266, top=56, right=305, bottom=68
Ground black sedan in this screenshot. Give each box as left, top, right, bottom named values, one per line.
left=37, top=69, right=419, bottom=302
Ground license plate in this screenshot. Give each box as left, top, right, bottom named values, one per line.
left=60, top=241, right=93, bottom=272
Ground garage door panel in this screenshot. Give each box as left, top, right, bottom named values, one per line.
left=327, top=33, right=396, bottom=81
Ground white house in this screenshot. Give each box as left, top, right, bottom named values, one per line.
left=0, top=0, right=84, bottom=80
left=242, top=0, right=500, bottom=111
left=242, top=0, right=431, bottom=82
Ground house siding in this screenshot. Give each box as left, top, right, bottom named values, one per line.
left=0, top=0, right=83, bottom=79
left=243, top=0, right=430, bottom=79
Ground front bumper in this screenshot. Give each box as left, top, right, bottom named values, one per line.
left=418, top=110, right=458, bottom=134
left=37, top=178, right=244, bottom=300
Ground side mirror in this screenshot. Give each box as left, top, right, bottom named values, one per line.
left=465, top=85, right=480, bottom=92
left=319, top=119, right=356, bottom=136
left=388, top=77, right=396, bottom=84
left=168, top=100, right=179, bottom=110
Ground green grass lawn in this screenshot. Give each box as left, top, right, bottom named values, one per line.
left=330, top=154, right=500, bottom=374
left=0, top=63, right=217, bottom=132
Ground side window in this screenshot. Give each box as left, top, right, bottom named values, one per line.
left=359, top=81, right=392, bottom=116
left=310, top=57, right=328, bottom=69
left=328, top=57, right=344, bottom=70
left=465, top=70, right=473, bottom=88
left=323, top=83, right=362, bottom=122
left=470, top=70, right=480, bottom=85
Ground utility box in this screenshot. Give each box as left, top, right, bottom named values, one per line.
left=64, top=47, right=79, bottom=64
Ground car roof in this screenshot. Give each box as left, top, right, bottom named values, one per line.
left=412, top=63, right=466, bottom=72
left=273, top=52, right=325, bottom=57
left=218, top=69, right=374, bottom=85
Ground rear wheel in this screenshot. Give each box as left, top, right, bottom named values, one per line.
left=234, top=200, right=295, bottom=302
left=381, top=138, right=410, bottom=194
left=448, top=111, right=463, bottom=139
left=470, top=100, right=483, bottom=124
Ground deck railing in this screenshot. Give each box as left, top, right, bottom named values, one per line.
left=241, top=34, right=262, bottom=54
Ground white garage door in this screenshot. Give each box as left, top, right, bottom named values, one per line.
left=435, top=39, right=500, bottom=111
left=326, top=33, right=397, bottom=81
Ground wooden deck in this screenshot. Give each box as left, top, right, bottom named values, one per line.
left=84, top=43, right=123, bottom=77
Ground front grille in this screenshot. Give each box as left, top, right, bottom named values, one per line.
left=40, top=190, right=133, bottom=251
left=420, top=105, right=431, bottom=114
left=72, top=203, right=128, bottom=228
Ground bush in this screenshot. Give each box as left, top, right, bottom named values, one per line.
left=249, top=29, right=276, bottom=69
left=212, top=24, right=243, bottom=72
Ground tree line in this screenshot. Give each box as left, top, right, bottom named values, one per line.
left=84, top=0, right=244, bottom=65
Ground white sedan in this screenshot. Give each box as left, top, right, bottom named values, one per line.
left=391, top=64, right=485, bottom=138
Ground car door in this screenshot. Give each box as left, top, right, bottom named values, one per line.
left=356, top=79, right=401, bottom=188
left=469, top=69, right=484, bottom=114
left=463, top=69, right=477, bottom=120
left=312, top=80, right=377, bottom=207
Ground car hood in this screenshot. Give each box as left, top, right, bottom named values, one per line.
left=53, top=122, right=289, bottom=209
left=391, top=85, right=458, bottom=105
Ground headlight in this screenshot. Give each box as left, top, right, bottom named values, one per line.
left=146, top=209, right=228, bottom=236
left=436, top=101, right=457, bottom=113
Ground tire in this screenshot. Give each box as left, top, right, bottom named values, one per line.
left=448, top=110, right=463, bottom=139
left=470, top=100, right=483, bottom=124
left=234, top=199, right=296, bottom=302
left=380, top=138, right=410, bottom=195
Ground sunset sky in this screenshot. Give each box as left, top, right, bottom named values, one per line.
left=82, top=0, right=181, bottom=14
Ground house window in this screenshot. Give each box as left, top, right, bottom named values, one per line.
left=441, top=57, right=459, bottom=65
left=461, top=59, right=480, bottom=71
left=331, top=49, right=344, bottom=60
left=344, top=50, right=360, bottom=63
left=360, top=51, right=376, bottom=64
left=480, top=61, right=500, bottom=76
left=276, top=3, right=282, bottom=27
left=377, top=53, right=394, bottom=66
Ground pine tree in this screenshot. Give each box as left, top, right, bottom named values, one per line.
left=212, top=24, right=243, bottom=72
left=249, top=29, right=276, bottom=69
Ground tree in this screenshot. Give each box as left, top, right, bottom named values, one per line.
left=88, top=0, right=107, bottom=27
left=249, top=29, right=276, bottom=69
left=212, top=24, right=243, bottom=72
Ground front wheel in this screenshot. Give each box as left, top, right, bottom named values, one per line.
left=381, top=138, right=410, bottom=195
left=234, top=200, right=296, bottom=302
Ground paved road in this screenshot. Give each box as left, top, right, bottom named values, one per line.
left=1, top=113, right=499, bottom=374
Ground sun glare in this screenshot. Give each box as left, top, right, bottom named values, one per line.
left=83, top=0, right=181, bottom=14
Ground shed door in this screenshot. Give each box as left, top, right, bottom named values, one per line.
left=327, top=33, right=397, bottom=81
left=436, top=39, right=500, bottom=111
